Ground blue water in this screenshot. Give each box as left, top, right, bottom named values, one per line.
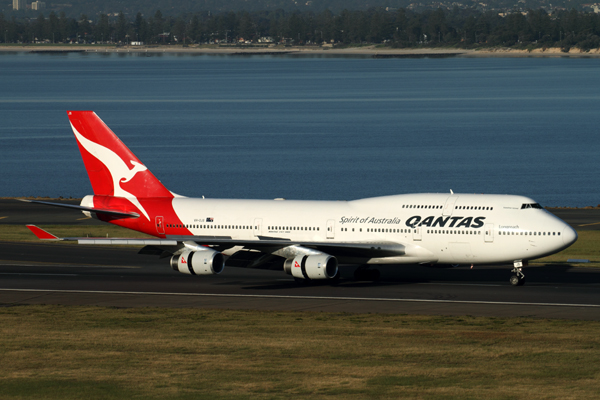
left=0, top=52, right=598, bottom=207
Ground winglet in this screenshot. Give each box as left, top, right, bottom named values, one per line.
left=26, top=225, right=60, bottom=240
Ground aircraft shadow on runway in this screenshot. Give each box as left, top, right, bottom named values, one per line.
left=219, top=263, right=600, bottom=291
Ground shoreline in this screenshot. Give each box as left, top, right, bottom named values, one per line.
left=2, top=44, right=600, bottom=57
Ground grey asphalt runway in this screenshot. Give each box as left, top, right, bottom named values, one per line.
left=1, top=199, right=599, bottom=319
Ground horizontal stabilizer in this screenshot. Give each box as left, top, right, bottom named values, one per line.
left=19, top=199, right=139, bottom=218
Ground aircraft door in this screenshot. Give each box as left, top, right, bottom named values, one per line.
left=485, top=223, right=494, bottom=243
left=254, top=218, right=262, bottom=237
left=156, top=216, right=165, bottom=235
left=443, top=196, right=459, bottom=216
left=412, top=226, right=422, bottom=241
left=326, top=219, right=335, bottom=239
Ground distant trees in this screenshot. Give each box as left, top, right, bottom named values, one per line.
left=2, top=7, right=600, bottom=51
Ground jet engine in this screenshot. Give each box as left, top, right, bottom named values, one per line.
left=170, top=249, right=225, bottom=275
left=284, top=254, right=338, bottom=280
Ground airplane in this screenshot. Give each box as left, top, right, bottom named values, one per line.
left=24, top=111, right=578, bottom=286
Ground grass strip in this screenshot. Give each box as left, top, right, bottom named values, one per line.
left=531, top=230, right=600, bottom=266
left=0, top=225, right=152, bottom=242
left=0, top=306, right=599, bottom=399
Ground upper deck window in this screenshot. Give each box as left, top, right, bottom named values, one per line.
left=521, top=203, right=543, bottom=209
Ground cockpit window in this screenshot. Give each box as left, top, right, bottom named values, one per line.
left=521, top=203, right=543, bottom=209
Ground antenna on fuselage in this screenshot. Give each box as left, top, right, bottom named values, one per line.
left=450, top=189, right=454, bottom=195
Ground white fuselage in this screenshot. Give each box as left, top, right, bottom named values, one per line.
left=166, top=193, right=577, bottom=265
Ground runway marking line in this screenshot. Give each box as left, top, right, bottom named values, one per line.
left=1, top=288, right=599, bottom=308
left=0, top=217, right=7, bottom=220
left=578, top=221, right=600, bottom=227
left=0, top=273, right=79, bottom=276
left=417, top=282, right=503, bottom=287
left=0, top=262, right=141, bottom=269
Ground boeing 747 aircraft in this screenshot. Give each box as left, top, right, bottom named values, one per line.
left=25, top=111, right=578, bottom=286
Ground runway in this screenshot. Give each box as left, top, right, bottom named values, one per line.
left=1, top=199, right=599, bottom=319
left=2, top=240, right=600, bottom=319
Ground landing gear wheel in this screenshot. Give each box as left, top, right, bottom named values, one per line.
left=369, top=269, right=381, bottom=281
left=354, top=267, right=380, bottom=281
left=510, top=266, right=526, bottom=286
left=509, top=275, right=525, bottom=286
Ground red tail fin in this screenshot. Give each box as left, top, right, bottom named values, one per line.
left=67, top=111, right=172, bottom=200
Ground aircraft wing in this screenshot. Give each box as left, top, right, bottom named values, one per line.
left=26, top=226, right=405, bottom=258
left=167, top=235, right=405, bottom=258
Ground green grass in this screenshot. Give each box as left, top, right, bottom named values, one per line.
left=0, top=224, right=152, bottom=242
left=0, top=306, right=599, bottom=399
left=533, top=230, right=600, bottom=267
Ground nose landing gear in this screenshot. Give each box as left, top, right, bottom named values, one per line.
left=510, top=260, right=527, bottom=286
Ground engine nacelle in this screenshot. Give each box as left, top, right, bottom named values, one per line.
left=170, top=249, right=225, bottom=275
left=284, top=254, right=338, bottom=280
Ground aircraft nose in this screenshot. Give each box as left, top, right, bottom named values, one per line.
left=562, top=225, right=578, bottom=247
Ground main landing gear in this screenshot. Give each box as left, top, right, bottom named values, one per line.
left=510, top=260, right=527, bottom=286
left=354, top=266, right=381, bottom=281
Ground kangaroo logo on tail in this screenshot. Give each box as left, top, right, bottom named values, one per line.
left=70, top=123, right=151, bottom=221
